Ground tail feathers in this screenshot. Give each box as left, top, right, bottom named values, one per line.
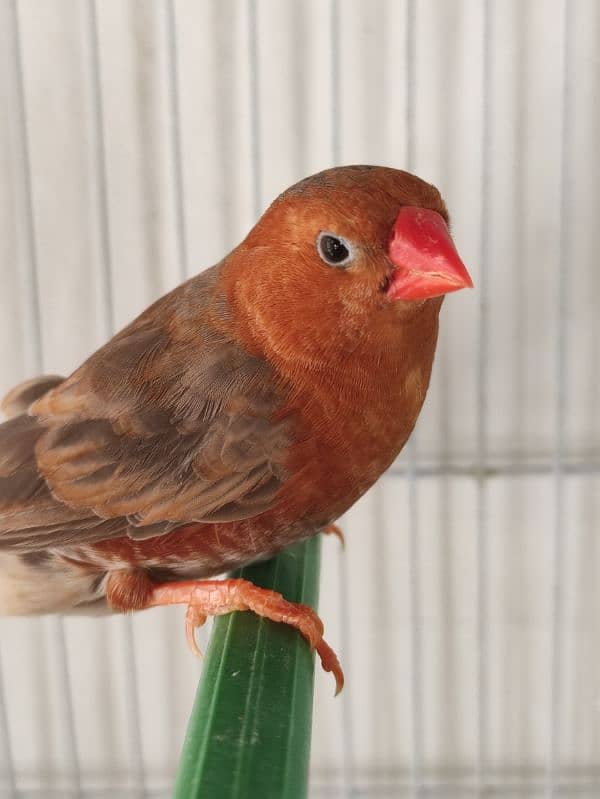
left=1, top=376, right=64, bottom=419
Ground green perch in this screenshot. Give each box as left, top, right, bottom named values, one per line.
left=174, top=535, right=322, bottom=799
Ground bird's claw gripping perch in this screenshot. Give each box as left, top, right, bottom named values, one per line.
left=149, top=577, right=345, bottom=695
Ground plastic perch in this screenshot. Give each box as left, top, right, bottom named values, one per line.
left=174, top=535, right=324, bottom=799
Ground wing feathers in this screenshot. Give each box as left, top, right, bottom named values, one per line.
left=0, top=266, right=292, bottom=551
left=1, top=375, right=64, bottom=419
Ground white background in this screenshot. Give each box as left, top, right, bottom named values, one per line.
left=0, top=0, right=599, bottom=796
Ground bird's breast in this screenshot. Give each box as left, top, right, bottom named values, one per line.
left=278, top=342, right=436, bottom=524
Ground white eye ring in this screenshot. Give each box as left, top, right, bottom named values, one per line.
left=316, top=231, right=355, bottom=267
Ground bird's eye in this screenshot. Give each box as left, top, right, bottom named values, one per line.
left=316, top=232, right=353, bottom=267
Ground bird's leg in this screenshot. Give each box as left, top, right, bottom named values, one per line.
left=322, top=523, right=345, bottom=548
left=105, top=571, right=344, bottom=695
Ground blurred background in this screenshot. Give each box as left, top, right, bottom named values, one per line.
left=1, top=0, right=599, bottom=796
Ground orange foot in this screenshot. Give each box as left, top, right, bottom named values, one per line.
left=145, top=578, right=344, bottom=695
left=323, top=523, right=345, bottom=548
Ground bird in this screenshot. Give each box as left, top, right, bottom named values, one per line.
left=0, top=165, right=472, bottom=694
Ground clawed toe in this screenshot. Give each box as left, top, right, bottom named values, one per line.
left=323, top=523, right=345, bottom=548
left=185, top=605, right=207, bottom=657
left=316, top=638, right=345, bottom=696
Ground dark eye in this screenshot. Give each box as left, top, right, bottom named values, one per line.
left=316, top=232, right=353, bottom=267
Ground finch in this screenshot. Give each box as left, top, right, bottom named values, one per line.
left=0, top=166, right=472, bottom=693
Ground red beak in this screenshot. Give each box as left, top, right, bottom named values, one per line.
left=386, top=206, right=473, bottom=301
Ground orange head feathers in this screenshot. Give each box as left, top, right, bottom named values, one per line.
left=222, top=165, right=472, bottom=369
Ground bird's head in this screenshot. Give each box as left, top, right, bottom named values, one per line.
left=223, top=165, right=472, bottom=367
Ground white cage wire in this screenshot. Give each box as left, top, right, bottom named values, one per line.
left=0, top=0, right=599, bottom=797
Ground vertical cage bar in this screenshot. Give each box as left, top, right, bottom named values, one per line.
left=0, top=655, right=16, bottom=799
left=476, top=1, right=493, bottom=793
left=10, top=1, right=82, bottom=793
left=548, top=2, right=573, bottom=795
left=46, top=617, right=83, bottom=797
left=407, top=439, right=422, bottom=799
left=2, top=7, right=32, bottom=793
left=330, top=1, right=356, bottom=795
left=404, top=1, right=423, bottom=795
left=247, top=0, right=262, bottom=221
left=404, top=0, right=416, bottom=171
left=165, top=0, right=188, bottom=283
left=85, top=0, right=114, bottom=336
left=330, top=0, right=341, bottom=167
left=119, top=617, right=145, bottom=797
left=84, top=2, right=145, bottom=793
left=9, top=0, right=43, bottom=369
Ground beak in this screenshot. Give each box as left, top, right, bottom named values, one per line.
left=386, top=206, right=473, bottom=301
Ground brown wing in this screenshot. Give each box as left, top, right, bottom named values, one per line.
left=1, top=375, right=65, bottom=419
left=0, top=265, right=291, bottom=550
